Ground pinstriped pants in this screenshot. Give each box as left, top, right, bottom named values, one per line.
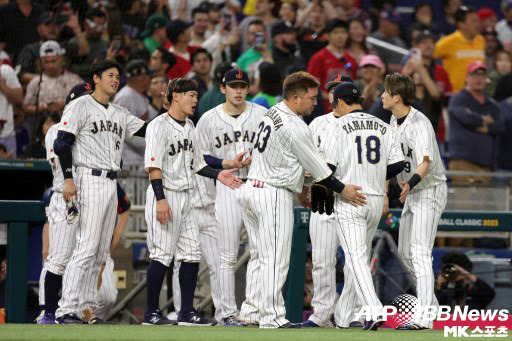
left=398, top=184, right=447, bottom=328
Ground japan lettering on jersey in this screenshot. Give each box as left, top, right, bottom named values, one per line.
left=59, top=95, right=145, bottom=171
left=390, top=107, right=446, bottom=190
left=45, top=124, right=64, bottom=192
left=144, top=113, right=197, bottom=191
left=247, top=101, right=332, bottom=193
left=322, top=111, right=404, bottom=196
left=195, top=102, right=266, bottom=180
left=309, top=112, right=339, bottom=150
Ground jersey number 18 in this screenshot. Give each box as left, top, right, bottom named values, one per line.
left=355, top=135, right=381, bottom=164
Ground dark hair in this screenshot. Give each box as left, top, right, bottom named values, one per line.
left=36, top=111, right=61, bottom=141
left=89, top=59, right=123, bottom=89
left=412, top=2, right=433, bottom=23
left=339, top=95, right=364, bottom=106
left=345, top=18, right=369, bottom=52
left=156, top=47, right=177, bottom=72
left=325, top=18, right=349, bottom=33
left=259, top=63, right=283, bottom=96
left=384, top=73, right=415, bottom=106
left=191, top=48, right=213, bottom=64
left=86, top=8, right=107, bottom=20
left=167, top=78, right=198, bottom=102
left=192, top=7, right=209, bottom=19
left=441, top=252, right=473, bottom=272
left=283, top=71, right=319, bottom=99
left=455, top=5, right=476, bottom=25
left=213, top=62, right=232, bottom=84
left=493, top=49, right=511, bottom=70
left=248, top=19, right=265, bottom=31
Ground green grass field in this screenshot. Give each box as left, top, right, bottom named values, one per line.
left=0, top=325, right=450, bottom=341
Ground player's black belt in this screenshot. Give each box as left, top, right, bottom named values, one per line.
left=91, top=169, right=117, bottom=180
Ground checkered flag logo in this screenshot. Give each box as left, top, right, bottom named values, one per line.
left=390, top=294, right=419, bottom=326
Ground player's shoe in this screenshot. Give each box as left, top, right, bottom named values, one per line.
left=278, top=322, right=302, bottom=328
left=177, top=310, right=217, bottom=326
left=301, top=320, right=320, bottom=328
left=142, top=309, right=178, bottom=325
left=396, top=323, right=427, bottom=330
left=55, top=313, right=84, bottom=324
left=222, top=316, right=247, bottom=326
left=38, top=312, right=56, bottom=324
left=88, top=317, right=113, bottom=324
left=362, top=316, right=385, bottom=331
left=349, top=321, right=364, bottom=328
left=237, top=316, right=259, bottom=326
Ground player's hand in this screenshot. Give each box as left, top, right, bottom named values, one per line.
left=399, top=182, right=410, bottom=203
left=233, top=150, right=252, bottom=168
left=218, top=169, right=243, bottom=189
left=156, top=199, right=172, bottom=225
left=298, top=185, right=311, bottom=208
left=63, top=179, right=77, bottom=201
left=340, top=184, right=366, bottom=206
left=382, top=194, right=389, bottom=216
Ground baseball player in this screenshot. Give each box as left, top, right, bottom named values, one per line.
left=195, top=69, right=266, bottom=326
left=237, top=71, right=365, bottom=329
left=320, top=82, right=405, bottom=331
left=53, top=60, right=147, bottom=324
left=382, top=73, right=447, bottom=330
left=143, top=78, right=243, bottom=326
left=304, top=74, right=361, bottom=328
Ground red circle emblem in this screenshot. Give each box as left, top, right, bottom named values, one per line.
left=151, top=157, right=155, bottom=161
left=63, top=122, right=68, bottom=125
left=50, top=148, right=53, bottom=152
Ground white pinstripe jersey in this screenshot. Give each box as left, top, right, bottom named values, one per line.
left=195, top=102, right=267, bottom=180
left=145, top=113, right=198, bottom=191
left=45, top=124, right=64, bottom=192
left=309, top=112, right=340, bottom=151
left=247, top=101, right=332, bottom=193
left=59, top=95, right=145, bottom=171
left=322, top=111, right=404, bottom=196
left=390, top=107, right=446, bottom=191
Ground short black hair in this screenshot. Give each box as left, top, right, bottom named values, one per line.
left=441, top=252, right=473, bottom=272
left=89, top=59, right=123, bottom=89
left=455, top=5, right=476, bottom=25
left=339, top=95, right=364, bottom=106
left=213, top=62, right=232, bottom=84
left=248, top=19, right=265, bottom=30
left=156, top=47, right=177, bottom=72
left=191, top=48, right=212, bottom=64
left=86, top=8, right=107, bottom=20
left=325, top=18, right=348, bottom=33
left=192, top=7, right=209, bottom=19
left=167, top=78, right=198, bottom=102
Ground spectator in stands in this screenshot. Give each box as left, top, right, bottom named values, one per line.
left=0, top=0, right=44, bottom=63
left=202, top=1, right=223, bottom=36
left=187, top=48, right=213, bottom=102
left=411, top=3, right=436, bottom=35
left=119, top=0, right=146, bottom=42
left=325, top=0, right=371, bottom=31
left=483, top=29, right=501, bottom=72
left=308, top=19, right=357, bottom=112
left=496, top=0, right=512, bottom=52
left=296, top=1, right=328, bottom=64
left=448, top=61, right=505, bottom=184
left=369, top=8, right=407, bottom=73
left=402, top=30, right=452, bottom=135
left=438, top=0, right=461, bottom=36
left=149, top=47, right=176, bottom=78
left=166, top=19, right=196, bottom=79
left=252, top=62, right=282, bottom=109
left=141, top=14, right=168, bottom=54
left=147, top=75, right=167, bottom=118
left=26, top=111, right=59, bottom=159
left=16, top=11, right=59, bottom=87
left=0, top=62, right=23, bottom=158
left=355, top=54, right=384, bottom=109
left=486, top=50, right=511, bottom=97
left=197, top=62, right=231, bottom=118
left=236, top=20, right=272, bottom=86
left=271, top=21, right=305, bottom=76
left=345, top=18, right=371, bottom=64
left=113, top=59, right=151, bottom=164
left=476, top=8, right=497, bottom=33
left=436, top=252, right=496, bottom=310
left=434, top=6, right=485, bottom=93
left=278, top=1, right=298, bottom=25
left=496, top=96, right=512, bottom=183
left=238, top=0, right=278, bottom=53
left=67, top=8, right=109, bottom=80
left=190, top=7, right=210, bottom=46
left=23, top=41, right=81, bottom=135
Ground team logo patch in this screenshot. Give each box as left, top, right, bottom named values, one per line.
left=235, top=71, right=243, bottom=79
left=385, top=213, right=398, bottom=228
left=151, top=157, right=155, bottom=161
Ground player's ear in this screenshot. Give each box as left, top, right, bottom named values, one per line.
left=220, top=84, right=226, bottom=94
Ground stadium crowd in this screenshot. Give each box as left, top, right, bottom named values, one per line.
left=0, top=0, right=510, bottom=182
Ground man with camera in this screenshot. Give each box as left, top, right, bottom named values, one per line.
left=436, top=252, right=496, bottom=310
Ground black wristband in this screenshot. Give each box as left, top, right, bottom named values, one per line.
left=197, top=166, right=222, bottom=179
left=151, top=179, right=166, bottom=201
left=317, top=174, right=345, bottom=193
left=407, top=173, right=422, bottom=190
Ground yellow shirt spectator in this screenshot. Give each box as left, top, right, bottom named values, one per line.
left=434, top=30, right=485, bottom=92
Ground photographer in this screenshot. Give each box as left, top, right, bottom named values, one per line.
left=436, top=252, right=496, bottom=310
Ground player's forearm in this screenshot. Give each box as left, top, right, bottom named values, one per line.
left=197, top=165, right=221, bottom=179
left=204, top=155, right=224, bottom=169
left=0, top=85, right=22, bottom=105
left=54, top=131, right=76, bottom=179
left=386, top=161, right=405, bottom=180
left=133, top=122, right=148, bottom=137
left=317, top=165, right=345, bottom=193
left=110, top=209, right=129, bottom=253
left=415, top=157, right=430, bottom=178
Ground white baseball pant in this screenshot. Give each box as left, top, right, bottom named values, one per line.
left=95, top=256, right=118, bottom=320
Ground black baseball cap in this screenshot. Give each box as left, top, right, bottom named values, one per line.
left=325, top=74, right=353, bottom=91
left=330, top=82, right=361, bottom=109
left=125, top=59, right=151, bottom=79
left=271, top=21, right=295, bottom=38
left=166, top=19, right=192, bottom=43
left=66, top=82, right=92, bottom=104
left=38, top=11, right=55, bottom=25
left=223, top=69, right=249, bottom=85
